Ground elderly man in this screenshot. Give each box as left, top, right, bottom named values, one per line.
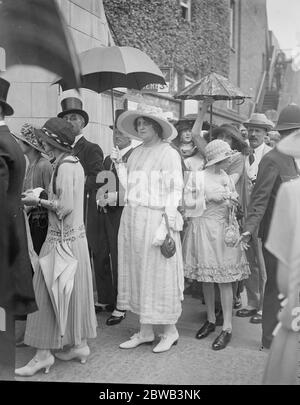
left=238, top=104, right=300, bottom=349
left=236, top=113, right=273, bottom=324
left=58, top=97, right=104, bottom=292
left=95, top=109, right=134, bottom=325
left=0, top=78, right=37, bottom=379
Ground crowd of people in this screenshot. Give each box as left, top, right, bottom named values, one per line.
left=0, top=75, right=299, bottom=384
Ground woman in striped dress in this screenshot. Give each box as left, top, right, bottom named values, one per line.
left=112, top=104, right=184, bottom=353
left=15, top=118, right=97, bottom=376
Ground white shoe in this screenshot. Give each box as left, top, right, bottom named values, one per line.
left=55, top=345, right=90, bottom=364
left=119, top=332, right=155, bottom=349
left=152, top=331, right=179, bottom=353
left=15, top=355, right=55, bottom=376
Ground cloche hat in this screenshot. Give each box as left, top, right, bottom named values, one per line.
left=205, top=139, right=237, bottom=167
left=13, top=123, right=45, bottom=153
left=36, top=117, right=75, bottom=152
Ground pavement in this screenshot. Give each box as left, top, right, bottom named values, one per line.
left=14, top=293, right=269, bottom=385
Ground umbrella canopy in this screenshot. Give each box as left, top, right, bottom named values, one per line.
left=0, top=0, right=81, bottom=90
left=174, top=72, right=250, bottom=101
left=56, top=46, right=166, bottom=93
left=39, top=236, right=78, bottom=342
left=174, top=72, right=251, bottom=139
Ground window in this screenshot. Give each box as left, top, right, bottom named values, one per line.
left=180, top=0, right=191, bottom=22
left=227, top=99, right=239, bottom=112
left=229, top=0, right=236, bottom=50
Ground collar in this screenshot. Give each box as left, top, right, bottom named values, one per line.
left=119, top=145, right=132, bottom=158
left=72, top=133, right=84, bottom=147
left=0, top=120, right=6, bottom=126
left=253, top=142, right=266, bottom=153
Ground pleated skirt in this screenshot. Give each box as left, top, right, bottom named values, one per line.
left=117, top=205, right=184, bottom=325
left=24, top=233, right=97, bottom=349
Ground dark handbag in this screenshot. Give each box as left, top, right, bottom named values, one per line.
left=160, top=213, right=176, bottom=258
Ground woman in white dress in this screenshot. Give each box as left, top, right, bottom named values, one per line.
left=15, top=118, right=97, bottom=376
left=183, top=140, right=250, bottom=350
left=112, top=104, right=184, bottom=353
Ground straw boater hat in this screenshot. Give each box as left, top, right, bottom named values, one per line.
left=277, top=129, right=300, bottom=158
left=0, top=77, right=14, bottom=116
left=13, top=123, right=45, bottom=153
left=36, top=117, right=75, bottom=153
left=57, top=97, right=89, bottom=127
left=109, top=109, right=125, bottom=130
left=205, top=139, right=237, bottom=167
left=117, top=103, right=177, bottom=141
left=243, top=113, right=274, bottom=131
left=273, top=103, right=300, bottom=132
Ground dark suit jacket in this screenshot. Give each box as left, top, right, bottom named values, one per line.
left=244, top=147, right=299, bottom=242
left=73, top=136, right=103, bottom=253
left=0, top=125, right=37, bottom=315
left=100, top=148, right=133, bottom=212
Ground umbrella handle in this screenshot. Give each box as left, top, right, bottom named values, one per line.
left=210, top=105, right=213, bottom=141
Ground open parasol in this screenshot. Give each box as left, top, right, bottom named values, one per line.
left=174, top=72, right=251, bottom=138
left=55, top=46, right=166, bottom=122
left=39, top=221, right=78, bottom=344
left=0, top=0, right=81, bottom=90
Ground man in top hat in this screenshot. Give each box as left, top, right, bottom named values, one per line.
left=235, top=113, right=273, bottom=325
left=0, top=77, right=37, bottom=379
left=237, top=104, right=300, bottom=349
left=58, top=97, right=104, bottom=279
left=95, top=109, right=134, bottom=325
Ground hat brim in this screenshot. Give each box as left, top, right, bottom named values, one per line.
left=243, top=122, right=273, bottom=131
left=36, top=128, right=73, bottom=153
left=57, top=109, right=89, bottom=127
left=13, top=130, right=45, bottom=154
left=117, top=111, right=177, bottom=141
left=205, top=151, right=239, bottom=167
left=277, top=130, right=300, bottom=157
left=0, top=100, right=14, bottom=116
left=273, top=123, right=300, bottom=132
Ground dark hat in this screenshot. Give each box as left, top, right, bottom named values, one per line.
left=109, top=109, right=125, bottom=130
left=57, top=97, right=89, bottom=127
left=213, top=124, right=248, bottom=148
left=13, top=123, right=45, bottom=153
left=36, top=117, right=75, bottom=152
left=174, top=114, right=196, bottom=132
left=0, top=78, right=14, bottom=116
left=273, top=103, right=300, bottom=132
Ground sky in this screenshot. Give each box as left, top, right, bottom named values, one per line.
left=267, top=0, right=300, bottom=53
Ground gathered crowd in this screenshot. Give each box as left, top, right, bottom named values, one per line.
left=0, top=76, right=299, bottom=384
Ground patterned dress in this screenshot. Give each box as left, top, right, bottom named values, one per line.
left=116, top=140, right=184, bottom=324
left=183, top=170, right=250, bottom=283
left=24, top=156, right=97, bottom=349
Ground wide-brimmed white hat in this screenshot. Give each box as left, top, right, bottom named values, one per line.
left=205, top=139, right=237, bottom=167
left=243, top=113, right=274, bottom=131
left=117, top=103, right=177, bottom=141
left=277, top=128, right=300, bottom=157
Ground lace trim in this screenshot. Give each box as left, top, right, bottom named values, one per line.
left=184, top=262, right=250, bottom=283
left=46, top=224, right=86, bottom=243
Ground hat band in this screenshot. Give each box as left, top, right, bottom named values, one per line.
left=42, top=127, right=72, bottom=149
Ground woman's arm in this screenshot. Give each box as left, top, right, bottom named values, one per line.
left=191, top=98, right=214, bottom=155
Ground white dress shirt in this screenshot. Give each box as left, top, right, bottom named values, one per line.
left=245, top=142, right=272, bottom=182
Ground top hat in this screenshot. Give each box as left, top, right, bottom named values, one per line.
left=109, top=109, right=125, bottom=130
left=13, top=123, right=45, bottom=153
left=273, top=104, right=300, bottom=132
left=117, top=103, right=177, bottom=141
left=57, top=97, right=89, bottom=127
left=205, top=139, right=238, bottom=167
left=36, top=117, right=75, bottom=153
left=243, top=113, right=274, bottom=131
left=0, top=78, right=14, bottom=116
